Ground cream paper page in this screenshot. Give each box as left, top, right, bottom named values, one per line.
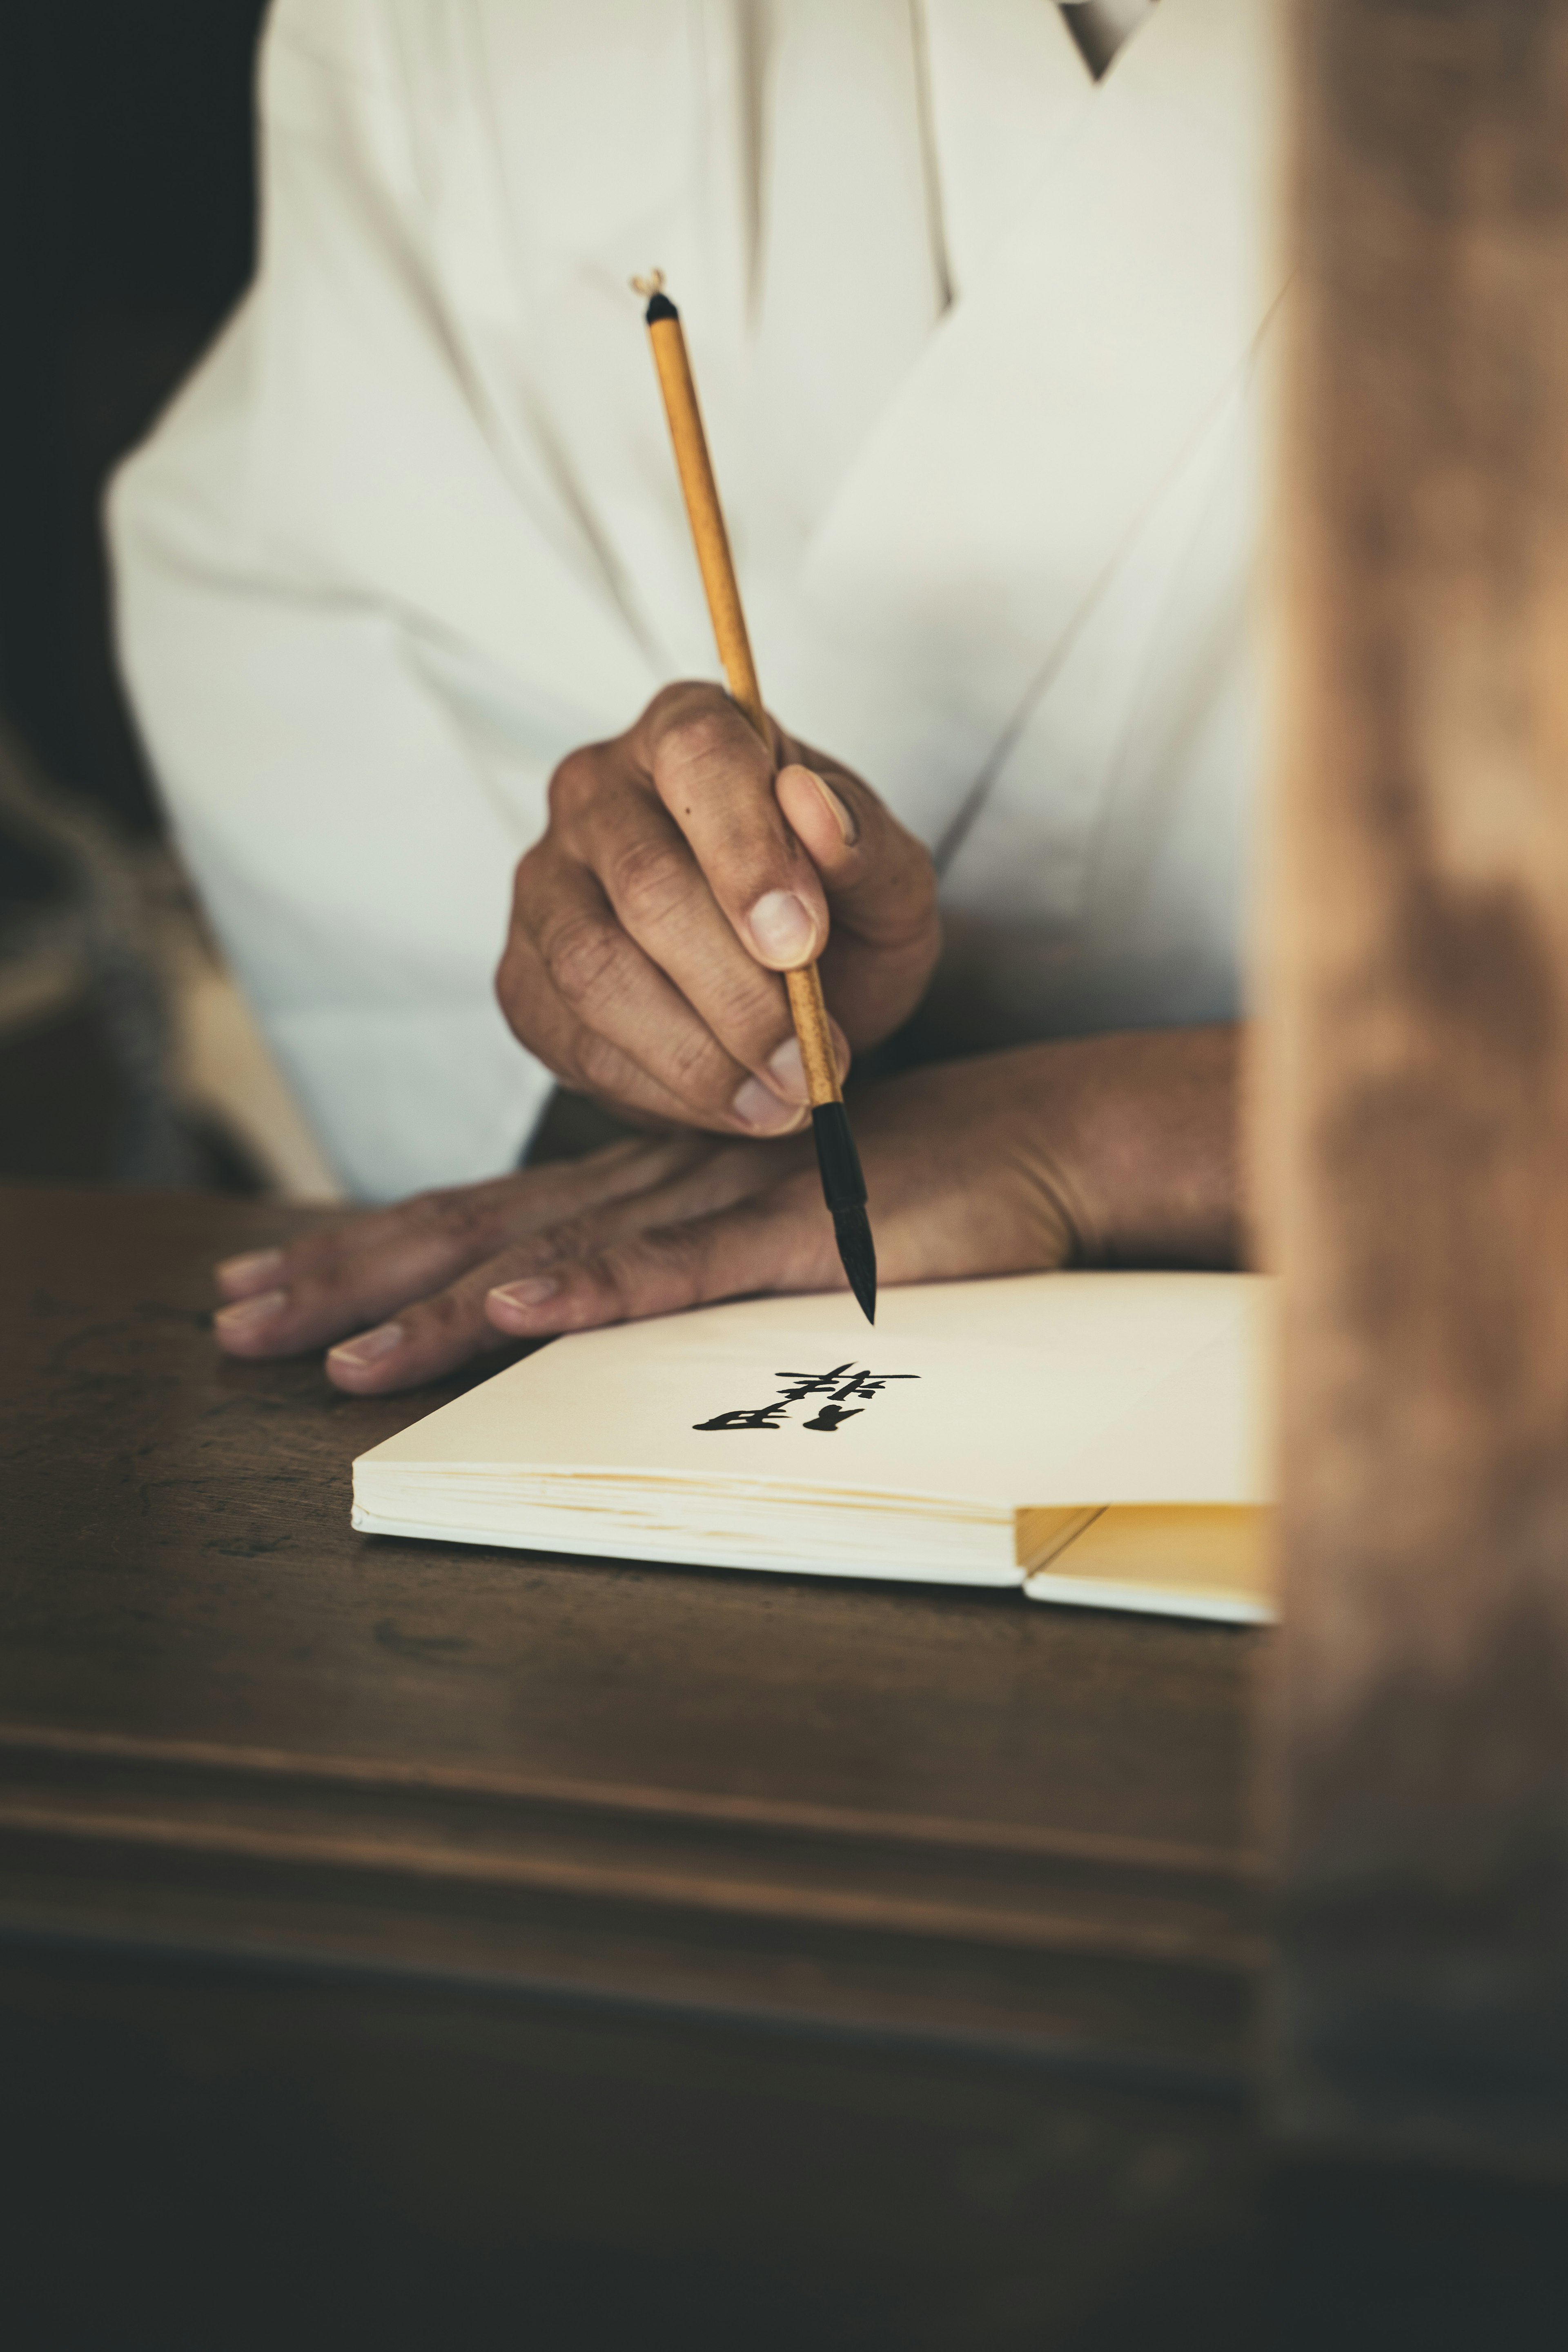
left=354, top=1271, right=1270, bottom=1519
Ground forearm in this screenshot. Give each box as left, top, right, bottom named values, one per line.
left=1030, top=1025, right=1244, bottom=1270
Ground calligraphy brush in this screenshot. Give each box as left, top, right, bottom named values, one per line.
left=632, top=271, right=877, bottom=1325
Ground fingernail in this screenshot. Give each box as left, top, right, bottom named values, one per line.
left=328, top=1321, right=404, bottom=1367
left=215, top=1288, right=287, bottom=1334
left=766, top=1037, right=809, bottom=1102
left=489, top=1276, right=561, bottom=1312
left=746, top=889, right=818, bottom=967
left=731, top=1076, right=804, bottom=1133
left=804, top=769, right=858, bottom=847
left=216, top=1248, right=283, bottom=1295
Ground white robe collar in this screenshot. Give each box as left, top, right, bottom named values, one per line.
left=766, top=0, right=1283, bottom=843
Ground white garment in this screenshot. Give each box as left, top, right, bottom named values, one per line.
left=109, top=0, right=1281, bottom=1201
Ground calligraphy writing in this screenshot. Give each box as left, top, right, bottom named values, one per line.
left=693, top=1363, right=918, bottom=1434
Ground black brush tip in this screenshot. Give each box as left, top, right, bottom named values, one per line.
left=811, top=1100, right=876, bottom=1323
left=833, top=1206, right=878, bottom=1326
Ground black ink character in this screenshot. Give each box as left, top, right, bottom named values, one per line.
left=770, top=1363, right=856, bottom=1405
left=802, top=1403, right=863, bottom=1433
left=694, top=1366, right=919, bottom=1434
left=691, top=1403, right=791, bottom=1432
left=778, top=1367, right=920, bottom=1403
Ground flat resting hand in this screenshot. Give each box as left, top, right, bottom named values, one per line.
left=212, top=1027, right=1243, bottom=1394
left=494, top=680, right=942, bottom=1131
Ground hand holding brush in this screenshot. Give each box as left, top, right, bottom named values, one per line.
left=632, top=271, right=885, bottom=1320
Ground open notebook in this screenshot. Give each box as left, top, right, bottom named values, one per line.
left=352, top=1272, right=1274, bottom=1624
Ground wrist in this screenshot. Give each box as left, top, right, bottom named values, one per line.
left=1029, top=1025, right=1243, bottom=1270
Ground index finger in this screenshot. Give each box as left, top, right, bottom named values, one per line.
left=637, top=684, right=829, bottom=973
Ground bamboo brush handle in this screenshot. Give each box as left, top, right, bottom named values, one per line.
left=645, top=299, right=842, bottom=1109
left=785, top=968, right=842, bottom=1107
left=646, top=313, right=766, bottom=739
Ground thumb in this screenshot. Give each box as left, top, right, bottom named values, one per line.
left=775, top=760, right=938, bottom=953
left=775, top=758, right=941, bottom=1047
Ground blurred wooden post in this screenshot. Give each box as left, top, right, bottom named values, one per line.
left=1270, top=0, right=1568, bottom=2173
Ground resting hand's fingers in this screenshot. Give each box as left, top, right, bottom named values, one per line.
left=325, top=1135, right=811, bottom=1392
left=213, top=1173, right=536, bottom=1305
left=212, top=1136, right=706, bottom=1361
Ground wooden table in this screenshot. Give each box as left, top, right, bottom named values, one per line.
left=0, top=1186, right=1266, bottom=2350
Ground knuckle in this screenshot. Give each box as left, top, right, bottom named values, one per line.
left=541, top=911, right=627, bottom=1011
left=646, top=679, right=722, bottom=731
left=405, top=1286, right=468, bottom=1339
left=510, top=841, right=551, bottom=913
left=661, top=1023, right=735, bottom=1107
left=573, top=1253, right=631, bottom=1323
left=406, top=1187, right=506, bottom=1254
left=403, top=1187, right=454, bottom=1234
left=495, top=960, right=556, bottom=1056
left=545, top=746, right=601, bottom=826
left=501, top=854, right=560, bottom=973
left=494, top=928, right=531, bottom=1012
left=725, top=969, right=791, bottom=1044
left=572, top=1029, right=636, bottom=1102
left=608, top=1219, right=707, bottom=1296
left=654, top=705, right=750, bottom=788
left=607, top=833, right=694, bottom=930
left=575, top=1243, right=643, bottom=1321
left=494, top=949, right=582, bottom=1080
left=530, top=1212, right=599, bottom=1265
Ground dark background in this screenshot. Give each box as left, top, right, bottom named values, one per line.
left=0, top=2, right=270, bottom=1186
left=0, top=0, right=268, bottom=849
